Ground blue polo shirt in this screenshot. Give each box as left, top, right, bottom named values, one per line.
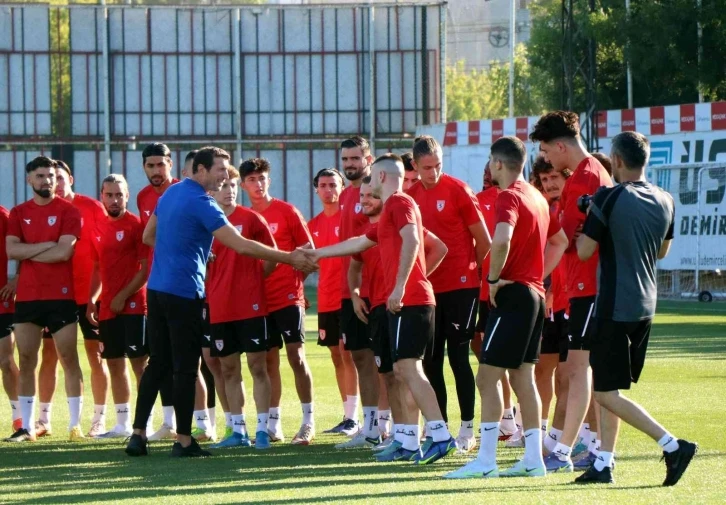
left=147, top=178, right=228, bottom=299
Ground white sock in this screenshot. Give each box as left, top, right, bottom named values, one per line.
left=67, top=397, right=82, bottom=430
left=208, top=407, right=216, bottom=431
left=541, top=419, right=548, bottom=433
left=10, top=400, right=20, bottom=421
left=544, top=427, right=562, bottom=452
left=362, top=407, right=378, bottom=438
left=393, top=423, right=405, bottom=443
left=578, top=422, right=591, bottom=445
left=594, top=450, right=614, bottom=471
left=301, top=403, right=314, bottom=427
left=257, top=413, right=269, bottom=434
left=20, top=396, right=35, bottom=431
left=378, top=410, right=392, bottom=435
left=38, top=402, right=51, bottom=425
left=224, top=411, right=232, bottom=428
left=91, top=404, right=106, bottom=425
left=500, top=407, right=517, bottom=433
left=116, top=403, right=131, bottom=430
left=522, top=428, right=545, bottom=467
left=588, top=432, right=598, bottom=454
left=477, top=422, right=499, bottom=467
left=553, top=442, right=572, bottom=462
left=428, top=420, right=450, bottom=442
left=162, top=406, right=176, bottom=429
left=194, top=409, right=211, bottom=431
left=402, top=424, right=420, bottom=451
left=459, top=420, right=474, bottom=439
left=658, top=433, right=679, bottom=453
left=344, top=395, right=359, bottom=420
left=232, top=414, right=247, bottom=436
left=268, top=407, right=281, bottom=433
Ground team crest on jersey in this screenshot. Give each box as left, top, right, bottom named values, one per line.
left=215, top=340, right=224, bottom=351
left=252, top=304, right=259, bottom=311
left=269, top=223, right=278, bottom=234
left=235, top=225, right=243, bottom=233
left=116, top=231, right=124, bottom=241
left=354, top=203, right=362, bottom=214
left=319, top=329, right=326, bottom=341
left=62, top=287, right=68, bottom=294
left=334, top=226, right=340, bottom=237
left=578, top=283, right=585, bottom=291
left=436, top=200, right=445, bottom=212
left=48, top=216, right=57, bottom=226
left=461, top=276, right=467, bottom=283
left=2, top=302, right=8, bottom=308
left=130, top=302, right=136, bottom=309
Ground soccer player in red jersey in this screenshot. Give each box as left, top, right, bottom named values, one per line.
left=408, top=136, right=491, bottom=453
left=206, top=166, right=277, bottom=449
left=0, top=205, right=21, bottom=435
left=240, top=158, right=316, bottom=445
left=85, top=174, right=149, bottom=438
left=136, top=143, right=179, bottom=441
left=303, top=154, right=457, bottom=465
left=4, top=156, right=84, bottom=443
left=307, top=168, right=360, bottom=434
left=445, top=137, right=568, bottom=479
left=401, top=152, right=420, bottom=191
left=530, top=111, right=613, bottom=471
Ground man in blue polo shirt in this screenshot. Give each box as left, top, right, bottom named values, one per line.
left=124, top=146, right=317, bottom=458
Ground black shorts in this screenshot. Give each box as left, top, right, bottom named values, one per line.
left=0, top=313, right=12, bottom=339
left=14, top=300, right=78, bottom=334
left=388, top=305, right=435, bottom=362
left=317, top=310, right=341, bottom=347
left=541, top=310, right=569, bottom=362
left=200, top=303, right=212, bottom=348
left=78, top=303, right=100, bottom=341
left=590, top=318, right=652, bottom=392
left=341, top=297, right=371, bottom=351
left=370, top=305, right=393, bottom=374
left=267, top=305, right=305, bottom=349
left=567, top=296, right=596, bottom=351
left=479, top=283, right=544, bottom=369
left=475, top=300, right=491, bottom=333
left=210, top=316, right=269, bottom=357
left=98, top=315, right=148, bottom=359
left=434, top=288, right=479, bottom=345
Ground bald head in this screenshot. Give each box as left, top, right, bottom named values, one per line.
left=366, top=153, right=404, bottom=197
left=372, top=154, right=404, bottom=177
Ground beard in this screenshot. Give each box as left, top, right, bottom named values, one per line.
left=107, top=208, right=122, bottom=218
left=344, top=167, right=367, bottom=181
left=33, top=187, right=52, bottom=198
left=148, top=175, right=165, bottom=187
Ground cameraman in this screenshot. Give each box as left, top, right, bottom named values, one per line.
left=574, top=131, right=697, bottom=485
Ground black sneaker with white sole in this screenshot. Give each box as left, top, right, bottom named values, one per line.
left=662, top=439, right=698, bottom=487
left=171, top=438, right=212, bottom=458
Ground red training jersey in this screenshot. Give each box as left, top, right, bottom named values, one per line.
left=548, top=202, right=568, bottom=313
left=206, top=205, right=275, bottom=323
left=353, top=222, right=386, bottom=309
left=338, top=185, right=369, bottom=299
left=7, top=198, right=81, bottom=302
left=258, top=199, right=313, bottom=313
left=495, top=180, right=561, bottom=299
left=92, top=211, right=148, bottom=320
left=476, top=186, right=500, bottom=302
left=308, top=210, right=343, bottom=313
left=406, top=173, right=484, bottom=293
left=559, top=157, right=612, bottom=299
left=137, top=179, right=180, bottom=273
left=365, top=192, right=435, bottom=307
left=0, top=206, right=14, bottom=314
left=71, top=194, right=106, bottom=305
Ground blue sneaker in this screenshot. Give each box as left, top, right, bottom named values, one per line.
left=574, top=452, right=597, bottom=471
left=420, top=436, right=433, bottom=454
left=544, top=452, right=574, bottom=473
left=376, top=446, right=420, bottom=462
left=572, top=441, right=589, bottom=458
left=374, top=440, right=403, bottom=459
left=255, top=430, right=271, bottom=450
left=414, top=437, right=457, bottom=465
left=210, top=432, right=251, bottom=449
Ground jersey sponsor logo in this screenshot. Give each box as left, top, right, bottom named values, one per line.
left=354, top=203, right=362, bottom=214
left=48, top=216, right=57, bottom=226
left=334, top=226, right=339, bottom=237
left=252, top=304, right=259, bottom=311
left=319, top=329, right=326, bottom=340
left=116, top=231, right=124, bottom=241
left=578, top=283, right=585, bottom=291
left=23, top=218, right=31, bottom=224
left=235, top=225, right=243, bottom=233
left=436, top=200, right=446, bottom=212
left=130, top=302, right=136, bottom=309
left=269, top=223, right=278, bottom=234
left=215, top=340, right=224, bottom=351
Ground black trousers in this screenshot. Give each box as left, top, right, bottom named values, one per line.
left=132, top=289, right=203, bottom=436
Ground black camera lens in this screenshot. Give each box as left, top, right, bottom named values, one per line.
left=577, top=194, right=592, bottom=214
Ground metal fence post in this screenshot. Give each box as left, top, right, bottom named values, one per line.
left=695, top=166, right=708, bottom=294
left=233, top=7, right=243, bottom=165
left=101, top=0, right=112, bottom=171
left=368, top=4, right=376, bottom=153
left=439, top=1, right=446, bottom=123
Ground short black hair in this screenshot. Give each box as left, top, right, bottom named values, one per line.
left=239, top=158, right=271, bottom=179
left=373, top=153, right=403, bottom=165
left=313, top=168, right=344, bottom=188
left=610, top=131, right=650, bottom=170
left=55, top=159, right=72, bottom=177
left=401, top=152, right=415, bottom=172
left=490, top=136, right=526, bottom=172
left=412, top=136, right=441, bottom=161
left=340, top=136, right=370, bottom=155
left=185, top=149, right=199, bottom=163
left=591, top=151, right=613, bottom=176
left=142, top=143, right=171, bottom=163
left=192, top=146, right=230, bottom=174
left=26, top=156, right=56, bottom=174
left=530, top=111, right=580, bottom=143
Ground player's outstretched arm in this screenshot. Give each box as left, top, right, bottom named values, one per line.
left=469, top=220, right=492, bottom=266
left=422, top=230, right=448, bottom=277
left=25, top=235, right=77, bottom=263
left=544, top=228, right=568, bottom=277
left=306, top=235, right=376, bottom=261
left=6, top=236, right=57, bottom=261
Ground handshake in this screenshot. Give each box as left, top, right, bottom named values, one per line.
left=288, top=247, right=322, bottom=274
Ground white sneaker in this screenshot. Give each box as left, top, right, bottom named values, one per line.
left=340, top=419, right=360, bottom=437
left=500, top=459, right=546, bottom=477
left=148, top=423, right=177, bottom=441
left=455, top=434, right=477, bottom=454
left=504, top=428, right=525, bottom=448
left=87, top=421, right=106, bottom=438
left=372, top=436, right=395, bottom=451
left=95, top=426, right=132, bottom=439
left=443, top=459, right=499, bottom=479
left=267, top=428, right=285, bottom=443
left=335, top=431, right=380, bottom=449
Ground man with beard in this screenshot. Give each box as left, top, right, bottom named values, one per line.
left=4, top=156, right=84, bottom=442
left=401, top=153, right=420, bottom=191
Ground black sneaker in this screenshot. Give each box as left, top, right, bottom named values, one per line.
left=124, top=434, right=149, bottom=456
left=662, top=439, right=698, bottom=486
left=323, top=418, right=347, bottom=434
left=171, top=438, right=212, bottom=458
left=4, top=428, right=36, bottom=443
left=574, top=464, right=614, bottom=484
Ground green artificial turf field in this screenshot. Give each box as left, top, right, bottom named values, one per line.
left=0, top=296, right=723, bottom=504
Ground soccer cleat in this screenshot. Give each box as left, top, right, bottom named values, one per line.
left=573, top=452, right=597, bottom=471
left=87, top=421, right=106, bottom=438
left=223, top=426, right=234, bottom=440
left=414, top=436, right=457, bottom=465
left=544, top=452, right=574, bottom=473
left=339, top=418, right=360, bottom=437
left=171, top=438, right=212, bottom=458
left=191, top=427, right=216, bottom=443
left=375, top=446, right=420, bottom=462
left=500, top=459, right=547, bottom=477
left=505, top=436, right=525, bottom=448
left=374, top=440, right=403, bottom=459
left=124, top=434, right=149, bottom=456
left=291, top=424, right=315, bottom=446
left=267, top=428, right=285, bottom=443
left=210, top=432, right=251, bottom=449
left=335, top=431, right=380, bottom=449
left=574, top=464, right=614, bottom=484
left=373, top=436, right=395, bottom=452
left=455, top=434, right=477, bottom=455
left=255, top=430, right=271, bottom=450
left=95, top=426, right=133, bottom=439
left=148, top=423, right=176, bottom=441
left=662, top=439, right=698, bottom=487
left=498, top=428, right=516, bottom=442
left=11, top=419, right=21, bottom=433
left=571, top=440, right=589, bottom=458
left=34, top=421, right=52, bottom=438
left=323, top=417, right=348, bottom=434
left=4, top=428, right=36, bottom=443
left=69, top=426, right=85, bottom=442
left=444, top=459, right=499, bottom=479
left=420, top=436, right=433, bottom=454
